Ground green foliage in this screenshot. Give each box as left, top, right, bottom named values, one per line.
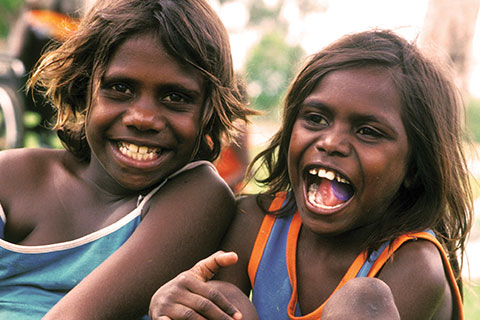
left=0, top=0, right=22, bottom=12
left=22, top=111, right=61, bottom=148
left=245, top=31, right=305, bottom=111
left=0, top=0, right=23, bottom=39
left=464, top=281, right=480, bottom=319
left=467, top=98, right=480, bottom=143
left=248, top=1, right=283, bottom=26
left=297, top=0, right=328, bottom=13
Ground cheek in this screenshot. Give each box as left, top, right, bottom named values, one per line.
left=85, top=106, right=109, bottom=140
left=365, top=150, right=409, bottom=195
left=171, top=115, right=202, bottom=147
left=86, top=98, right=113, bottom=126
left=287, top=129, right=302, bottom=183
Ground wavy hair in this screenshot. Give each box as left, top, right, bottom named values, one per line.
left=29, top=0, right=256, bottom=162
left=249, top=29, right=473, bottom=284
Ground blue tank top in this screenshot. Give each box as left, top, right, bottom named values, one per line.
left=0, top=161, right=212, bottom=320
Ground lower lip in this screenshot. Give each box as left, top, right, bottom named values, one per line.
left=109, top=141, right=169, bottom=170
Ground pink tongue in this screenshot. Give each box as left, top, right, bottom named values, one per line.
left=315, top=179, right=344, bottom=207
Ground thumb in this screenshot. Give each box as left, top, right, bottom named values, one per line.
left=190, top=251, right=238, bottom=281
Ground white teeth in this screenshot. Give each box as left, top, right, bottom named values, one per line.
left=129, top=143, right=138, bottom=152
left=308, top=167, right=350, bottom=185
left=118, top=142, right=160, bottom=160
left=325, top=171, right=335, bottom=181
left=318, top=168, right=326, bottom=178
left=336, top=176, right=348, bottom=184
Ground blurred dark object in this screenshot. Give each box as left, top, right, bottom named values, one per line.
left=0, top=53, right=25, bottom=148
left=2, top=0, right=80, bottom=147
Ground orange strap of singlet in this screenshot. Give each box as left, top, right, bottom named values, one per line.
left=366, top=231, right=464, bottom=320
left=247, top=193, right=286, bottom=288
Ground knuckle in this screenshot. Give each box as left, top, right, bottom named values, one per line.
left=181, top=308, right=196, bottom=320
left=177, top=273, right=190, bottom=284
left=197, top=297, right=213, bottom=313
left=206, top=287, right=221, bottom=301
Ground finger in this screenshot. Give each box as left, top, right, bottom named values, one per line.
left=165, top=274, right=241, bottom=319
left=150, top=286, right=208, bottom=320
left=190, top=251, right=238, bottom=281
left=150, top=273, right=240, bottom=320
left=186, top=279, right=242, bottom=319
left=151, top=305, right=207, bottom=320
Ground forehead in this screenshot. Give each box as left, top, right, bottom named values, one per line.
left=305, top=66, right=403, bottom=117
left=96, top=33, right=205, bottom=94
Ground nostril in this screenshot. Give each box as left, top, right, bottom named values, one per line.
left=123, top=109, right=164, bottom=132
left=316, top=135, right=350, bottom=157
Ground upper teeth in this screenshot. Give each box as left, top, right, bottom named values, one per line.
left=309, top=168, right=349, bottom=184
left=118, top=142, right=160, bottom=160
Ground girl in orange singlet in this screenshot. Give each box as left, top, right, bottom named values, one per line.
left=150, top=29, right=473, bottom=320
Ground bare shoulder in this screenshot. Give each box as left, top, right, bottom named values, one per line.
left=228, top=193, right=272, bottom=251
left=139, top=162, right=237, bottom=252
left=136, top=161, right=237, bottom=258
left=0, top=148, right=68, bottom=198
left=0, top=147, right=49, bottom=168
left=145, top=162, right=236, bottom=219
left=0, top=147, right=66, bottom=174
left=379, top=239, right=453, bottom=319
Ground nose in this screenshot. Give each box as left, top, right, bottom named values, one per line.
left=315, top=125, right=351, bottom=157
left=122, top=98, right=165, bottom=132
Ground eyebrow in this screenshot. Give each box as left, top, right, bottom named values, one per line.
left=301, top=98, right=400, bottom=137
left=100, top=74, right=203, bottom=97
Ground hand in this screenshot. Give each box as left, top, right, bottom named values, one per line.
left=149, top=251, right=242, bottom=320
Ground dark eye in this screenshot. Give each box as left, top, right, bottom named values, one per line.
left=358, top=126, right=383, bottom=138
left=163, top=93, right=186, bottom=103
left=306, top=113, right=328, bottom=126
left=110, top=83, right=133, bottom=95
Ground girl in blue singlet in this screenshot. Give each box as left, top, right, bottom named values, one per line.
left=150, top=29, right=473, bottom=320
left=0, top=0, right=256, bottom=319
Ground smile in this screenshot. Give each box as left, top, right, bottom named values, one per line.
left=117, top=142, right=162, bottom=161
left=306, top=167, right=354, bottom=209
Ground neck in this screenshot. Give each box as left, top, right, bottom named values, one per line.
left=63, top=153, right=137, bottom=202
left=300, top=222, right=378, bottom=258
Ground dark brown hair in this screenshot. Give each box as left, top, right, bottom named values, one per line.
left=249, top=29, right=473, bottom=283
left=29, top=0, right=255, bottom=162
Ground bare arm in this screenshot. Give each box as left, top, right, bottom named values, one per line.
left=378, top=240, right=454, bottom=320
left=148, top=195, right=268, bottom=320
left=43, top=164, right=236, bottom=319
left=213, top=195, right=266, bottom=292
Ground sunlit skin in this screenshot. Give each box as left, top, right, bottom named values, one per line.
left=85, top=33, right=205, bottom=195
left=288, top=66, right=409, bottom=241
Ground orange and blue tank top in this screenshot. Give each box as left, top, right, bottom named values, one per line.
left=247, top=193, right=464, bottom=319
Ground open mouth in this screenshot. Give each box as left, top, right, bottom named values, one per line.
left=117, top=142, right=162, bottom=161
left=306, top=167, right=354, bottom=209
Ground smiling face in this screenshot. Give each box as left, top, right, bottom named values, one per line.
left=85, top=33, right=205, bottom=192
left=288, top=66, right=410, bottom=236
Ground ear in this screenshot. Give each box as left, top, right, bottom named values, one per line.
left=403, top=171, right=417, bottom=189
left=403, top=176, right=412, bottom=189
